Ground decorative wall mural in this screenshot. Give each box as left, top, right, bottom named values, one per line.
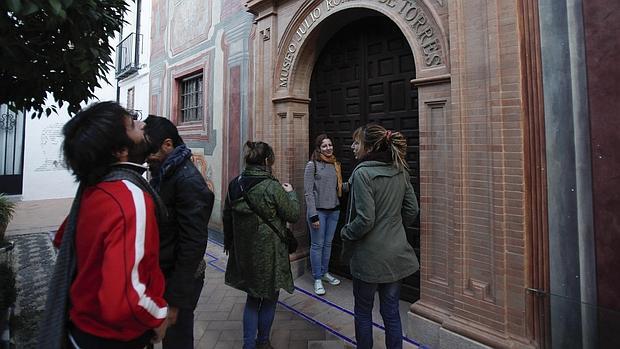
left=191, top=153, right=215, bottom=193
left=170, top=0, right=212, bottom=55
left=35, top=123, right=64, bottom=172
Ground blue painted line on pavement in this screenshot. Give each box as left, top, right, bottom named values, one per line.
left=209, top=238, right=224, bottom=248
left=206, top=239, right=358, bottom=345
left=204, top=251, right=226, bottom=273
left=293, top=280, right=422, bottom=347
left=206, top=238, right=426, bottom=348
left=276, top=301, right=357, bottom=346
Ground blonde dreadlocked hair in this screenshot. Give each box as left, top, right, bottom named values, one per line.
left=356, top=124, right=408, bottom=170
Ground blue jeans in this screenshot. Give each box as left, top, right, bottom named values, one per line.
left=243, top=293, right=279, bottom=349
left=308, top=209, right=340, bottom=279
left=352, top=279, right=403, bottom=349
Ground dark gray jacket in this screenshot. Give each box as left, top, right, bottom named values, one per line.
left=154, top=156, right=214, bottom=309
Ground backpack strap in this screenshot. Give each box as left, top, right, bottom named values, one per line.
left=238, top=177, right=288, bottom=245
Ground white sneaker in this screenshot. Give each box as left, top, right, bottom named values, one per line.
left=314, top=279, right=326, bottom=295
left=322, top=272, right=341, bottom=286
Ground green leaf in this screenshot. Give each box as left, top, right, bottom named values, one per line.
left=6, top=0, right=21, bottom=13
left=21, top=3, right=41, bottom=16
left=49, top=0, right=63, bottom=15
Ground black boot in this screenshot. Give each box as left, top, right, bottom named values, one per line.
left=256, top=340, right=274, bottom=349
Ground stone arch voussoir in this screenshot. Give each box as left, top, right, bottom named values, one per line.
left=274, top=0, right=450, bottom=99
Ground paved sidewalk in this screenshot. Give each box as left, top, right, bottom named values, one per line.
left=6, top=199, right=427, bottom=349
left=6, top=197, right=73, bottom=236
left=164, top=242, right=348, bottom=349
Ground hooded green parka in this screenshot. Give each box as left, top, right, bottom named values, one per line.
left=340, top=160, right=420, bottom=283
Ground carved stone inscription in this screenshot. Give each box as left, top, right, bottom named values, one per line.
left=279, top=0, right=443, bottom=88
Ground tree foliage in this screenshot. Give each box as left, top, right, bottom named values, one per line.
left=0, top=0, right=130, bottom=118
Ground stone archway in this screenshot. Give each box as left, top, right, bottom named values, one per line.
left=254, top=0, right=453, bottom=297
left=276, top=0, right=450, bottom=99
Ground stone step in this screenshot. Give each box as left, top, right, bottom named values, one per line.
left=308, top=340, right=346, bottom=349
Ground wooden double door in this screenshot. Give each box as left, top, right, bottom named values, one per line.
left=309, top=16, right=421, bottom=302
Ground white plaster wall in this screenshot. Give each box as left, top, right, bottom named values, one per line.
left=22, top=32, right=118, bottom=200
left=119, top=75, right=150, bottom=115
left=118, top=0, right=152, bottom=117
left=21, top=1, right=152, bottom=201
left=21, top=99, right=76, bottom=200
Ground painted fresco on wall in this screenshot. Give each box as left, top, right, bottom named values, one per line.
left=170, top=0, right=212, bottom=55
left=34, top=123, right=64, bottom=172
left=191, top=152, right=215, bottom=193
left=149, top=0, right=253, bottom=228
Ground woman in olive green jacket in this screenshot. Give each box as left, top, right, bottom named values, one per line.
left=341, top=124, right=419, bottom=349
left=223, top=141, right=300, bottom=349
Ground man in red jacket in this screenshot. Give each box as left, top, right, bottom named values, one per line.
left=41, top=102, right=170, bottom=349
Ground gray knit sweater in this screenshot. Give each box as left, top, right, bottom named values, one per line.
left=303, top=160, right=340, bottom=220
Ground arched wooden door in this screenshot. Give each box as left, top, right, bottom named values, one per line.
left=309, top=16, right=421, bottom=302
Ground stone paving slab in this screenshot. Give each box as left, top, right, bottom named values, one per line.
left=206, top=240, right=425, bottom=349
left=9, top=232, right=341, bottom=349
left=6, top=198, right=72, bottom=236
left=285, top=275, right=421, bottom=349
left=149, top=242, right=344, bottom=349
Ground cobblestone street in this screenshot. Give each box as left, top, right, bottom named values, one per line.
left=11, top=232, right=56, bottom=349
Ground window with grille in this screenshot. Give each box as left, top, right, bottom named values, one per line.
left=127, top=87, right=135, bottom=111
left=179, top=73, right=203, bottom=123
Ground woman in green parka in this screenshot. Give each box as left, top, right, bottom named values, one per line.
left=341, top=124, right=420, bottom=349
left=223, top=141, right=300, bottom=349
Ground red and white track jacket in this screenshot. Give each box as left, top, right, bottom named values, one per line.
left=54, top=180, right=167, bottom=341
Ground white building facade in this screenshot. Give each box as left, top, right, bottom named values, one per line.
left=3, top=1, right=151, bottom=201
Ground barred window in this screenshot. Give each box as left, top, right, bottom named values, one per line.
left=180, top=73, right=203, bottom=123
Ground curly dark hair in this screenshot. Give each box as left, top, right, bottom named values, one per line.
left=62, top=101, right=133, bottom=184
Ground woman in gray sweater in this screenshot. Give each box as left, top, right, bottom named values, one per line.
left=304, top=134, right=343, bottom=295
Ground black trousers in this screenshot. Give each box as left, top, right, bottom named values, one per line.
left=161, top=272, right=205, bottom=349
left=68, top=324, right=153, bottom=349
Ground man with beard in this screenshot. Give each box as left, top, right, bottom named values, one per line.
left=40, top=102, right=170, bottom=349
left=144, top=115, right=214, bottom=349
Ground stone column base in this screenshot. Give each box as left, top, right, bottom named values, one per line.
left=407, top=311, right=493, bottom=349
left=290, top=254, right=308, bottom=279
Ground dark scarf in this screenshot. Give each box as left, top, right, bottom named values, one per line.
left=150, top=144, right=192, bottom=191
left=38, top=163, right=165, bottom=349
